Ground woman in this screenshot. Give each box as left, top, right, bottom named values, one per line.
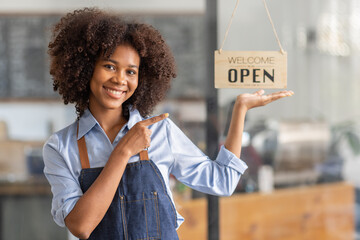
left=43, top=8, right=293, bottom=240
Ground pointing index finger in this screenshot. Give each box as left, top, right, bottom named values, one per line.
left=141, top=113, right=169, bottom=127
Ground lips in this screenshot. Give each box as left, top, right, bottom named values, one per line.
left=103, top=86, right=126, bottom=99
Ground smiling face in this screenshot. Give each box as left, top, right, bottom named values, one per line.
left=89, top=44, right=140, bottom=115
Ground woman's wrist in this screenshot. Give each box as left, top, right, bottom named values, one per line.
left=233, top=100, right=248, bottom=118
left=111, top=145, right=132, bottom=161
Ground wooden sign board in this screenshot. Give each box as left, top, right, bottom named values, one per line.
left=214, top=50, right=287, bottom=89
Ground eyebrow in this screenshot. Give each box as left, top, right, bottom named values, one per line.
left=105, top=58, right=139, bottom=69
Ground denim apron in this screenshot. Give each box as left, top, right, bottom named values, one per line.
left=77, top=127, right=179, bottom=240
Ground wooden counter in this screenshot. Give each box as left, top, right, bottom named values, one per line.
left=177, top=182, right=355, bottom=240
left=0, top=177, right=51, bottom=196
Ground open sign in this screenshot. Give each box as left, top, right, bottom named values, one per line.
left=214, top=50, right=287, bottom=89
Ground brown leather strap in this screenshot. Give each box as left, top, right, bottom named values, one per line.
left=77, top=122, right=149, bottom=168
left=139, top=150, right=149, bottom=161
left=77, top=123, right=90, bottom=169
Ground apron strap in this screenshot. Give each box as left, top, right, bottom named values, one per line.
left=76, top=122, right=149, bottom=169
left=77, top=122, right=90, bottom=169
left=139, top=150, right=149, bottom=161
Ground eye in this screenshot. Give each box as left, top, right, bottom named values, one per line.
left=104, top=64, right=116, bottom=71
left=127, top=69, right=137, bottom=75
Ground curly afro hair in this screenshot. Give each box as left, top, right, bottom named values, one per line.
left=48, top=8, right=177, bottom=118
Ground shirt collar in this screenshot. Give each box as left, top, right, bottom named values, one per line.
left=127, top=107, right=144, bottom=129
left=77, top=109, right=97, bottom=140
left=77, top=107, right=144, bottom=140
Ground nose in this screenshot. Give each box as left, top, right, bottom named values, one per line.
left=111, top=71, right=126, bottom=85
left=119, top=79, right=126, bottom=86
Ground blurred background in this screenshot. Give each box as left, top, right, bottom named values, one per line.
left=0, top=0, right=359, bottom=239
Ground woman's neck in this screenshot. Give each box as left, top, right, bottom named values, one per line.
left=89, top=106, right=127, bottom=143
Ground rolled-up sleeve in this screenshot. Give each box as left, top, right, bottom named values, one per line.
left=215, top=145, right=248, bottom=174
left=43, top=135, right=82, bottom=227
left=167, top=119, right=248, bottom=197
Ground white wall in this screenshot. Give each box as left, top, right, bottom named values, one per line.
left=0, top=0, right=205, bottom=14
left=0, top=102, right=75, bottom=141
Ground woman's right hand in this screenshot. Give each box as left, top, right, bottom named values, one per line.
left=113, top=113, right=169, bottom=158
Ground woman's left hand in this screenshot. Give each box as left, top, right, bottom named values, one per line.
left=225, top=89, right=294, bottom=158
left=235, top=89, right=294, bottom=112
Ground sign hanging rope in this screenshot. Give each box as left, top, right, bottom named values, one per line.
left=219, top=0, right=285, bottom=54
left=215, top=0, right=288, bottom=89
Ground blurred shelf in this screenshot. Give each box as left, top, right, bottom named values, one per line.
left=0, top=177, right=50, bottom=196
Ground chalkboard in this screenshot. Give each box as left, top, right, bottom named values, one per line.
left=0, top=14, right=206, bottom=99
left=0, top=16, right=60, bottom=98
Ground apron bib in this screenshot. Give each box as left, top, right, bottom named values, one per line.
left=77, top=127, right=179, bottom=240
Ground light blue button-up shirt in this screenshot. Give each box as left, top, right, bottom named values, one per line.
left=43, top=108, right=248, bottom=228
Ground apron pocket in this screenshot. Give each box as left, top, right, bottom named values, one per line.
left=120, top=191, right=161, bottom=240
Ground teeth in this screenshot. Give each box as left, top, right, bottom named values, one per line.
left=105, top=88, right=123, bottom=95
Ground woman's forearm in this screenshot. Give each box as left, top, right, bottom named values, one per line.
left=65, top=150, right=130, bottom=239
left=224, top=101, right=247, bottom=158
left=224, top=90, right=293, bottom=158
